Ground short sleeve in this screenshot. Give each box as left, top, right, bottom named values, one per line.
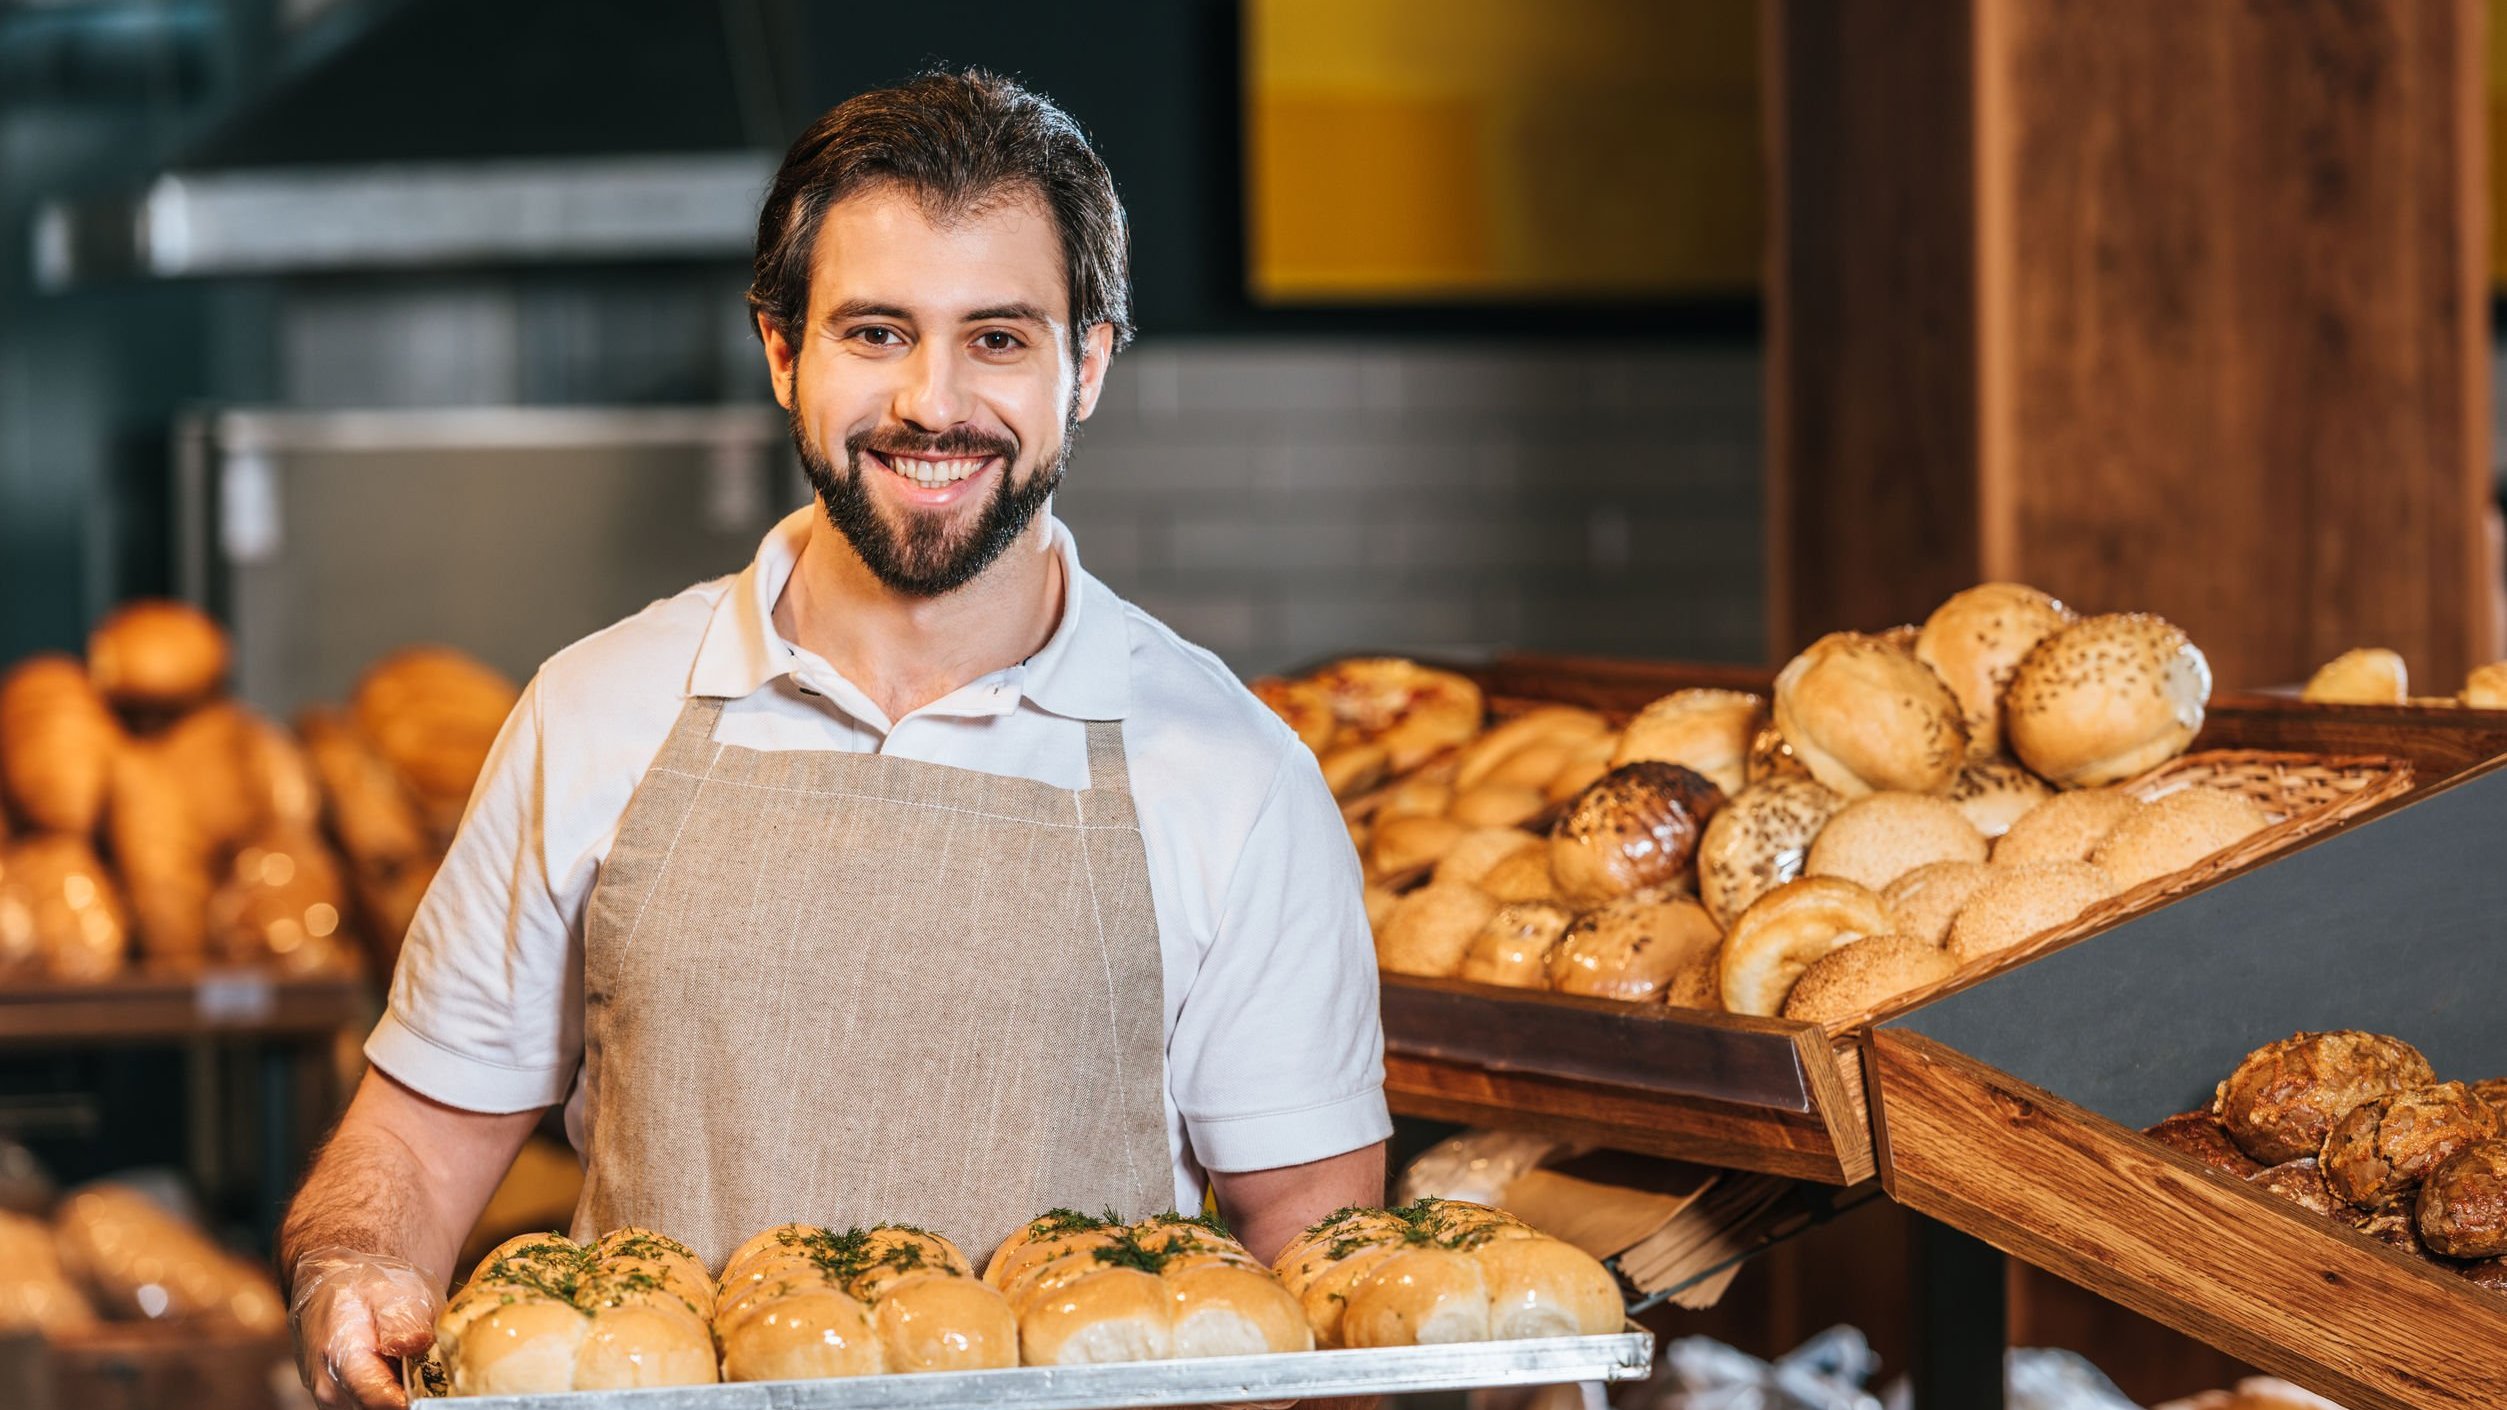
left=363, top=676, right=582, bottom=1114
left=1168, top=743, right=1390, bottom=1172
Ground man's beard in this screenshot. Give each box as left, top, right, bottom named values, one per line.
left=791, top=399, right=1073, bottom=597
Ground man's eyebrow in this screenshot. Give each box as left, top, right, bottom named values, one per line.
left=963, top=302, right=1054, bottom=325
left=826, top=300, right=912, bottom=323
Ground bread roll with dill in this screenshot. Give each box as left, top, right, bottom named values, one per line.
left=718, top=1223, right=1013, bottom=1378
left=1272, top=1199, right=1619, bottom=1348
left=985, top=1210, right=1309, bottom=1365
left=436, top=1229, right=716, bottom=1395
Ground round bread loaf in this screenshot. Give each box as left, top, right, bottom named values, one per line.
left=2465, top=662, right=2507, bottom=710
left=1376, top=882, right=1499, bottom=978
left=1448, top=782, right=1548, bottom=829
left=1942, top=861, right=2113, bottom=965
left=0, top=836, right=130, bottom=981
left=1548, top=762, right=1724, bottom=908
left=1458, top=902, right=1574, bottom=989
left=989, top=1211, right=1309, bottom=1364
left=1547, top=895, right=1721, bottom=1002
left=1772, top=633, right=1968, bottom=797
left=2003, top=614, right=2211, bottom=788
left=1881, top=860, right=1997, bottom=947
left=1945, top=758, right=2055, bottom=840
left=2213, top=1031, right=2436, bottom=1165
left=1434, top=828, right=1542, bottom=889
left=1272, top=1200, right=1619, bottom=1348
left=1697, top=777, right=1843, bottom=931
left=1451, top=707, right=1610, bottom=792
left=1993, top=788, right=2143, bottom=866
left=2416, top=1139, right=2507, bottom=1259
left=2089, top=788, right=2269, bottom=891
left=1914, top=583, right=2073, bottom=759
left=0, top=655, right=122, bottom=837
left=1370, top=814, right=1469, bottom=879
left=2246, top=1158, right=2341, bottom=1218
left=1609, top=690, right=1765, bottom=796
left=1803, top=792, right=1986, bottom=892
left=1717, top=876, right=1896, bottom=1017
left=437, top=1230, right=716, bottom=1395
left=87, top=600, right=229, bottom=712
left=2302, top=648, right=2408, bottom=705
left=2320, top=1083, right=2501, bottom=1210
left=2143, top=1111, right=2263, bottom=1179
left=1778, top=935, right=1953, bottom=1024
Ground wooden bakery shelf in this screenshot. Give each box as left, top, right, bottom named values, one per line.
left=0, top=967, right=365, bottom=1045
left=1866, top=751, right=2507, bottom=1410
left=1375, top=653, right=2507, bottom=1188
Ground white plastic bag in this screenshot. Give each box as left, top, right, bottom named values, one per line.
left=1645, top=1326, right=1885, bottom=1410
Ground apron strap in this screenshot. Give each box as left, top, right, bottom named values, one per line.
left=653, top=695, right=731, bottom=776
left=1078, top=719, right=1139, bottom=828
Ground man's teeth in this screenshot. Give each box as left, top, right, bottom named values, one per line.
left=888, top=456, right=986, bottom=487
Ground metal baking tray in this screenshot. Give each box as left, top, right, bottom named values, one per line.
left=423, top=1325, right=1655, bottom=1408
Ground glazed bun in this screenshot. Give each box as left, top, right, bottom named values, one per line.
left=1942, top=861, right=2113, bottom=965
left=1305, top=658, right=1485, bottom=774
left=1914, top=584, right=2072, bottom=758
left=87, top=600, right=229, bottom=712
left=1993, top=788, right=2143, bottom=866
left=2004, top=614, right=2211, bottom=788
left=1272, top=1201, right=1618, bottom=1348
left=1779, top=935, right=1954, bottom=1024
left=1717, top=876, right=1896, bottom=1017
left=1773, top=632, right=1968, bottom=798
left=1548, top=762, right=1724, bottom=908
left=1945, top=759, right=2055, bottom=840
left=2213, top=1030, right=2435, bottom=1165
left=1881, top=860, right=1996, bottom=946
left=1803, top=792, right=1986, bottom=892
left=2302, top=648, right=2408, bottom=705
left=1376, top=882, right=1499, bottom=978
left=1696, top=777, right=1843, bottom=931
left=1457, top=902, right=1574, bottom=989
left=2464, top=662, right=2507, bottom=710
left=2088, top=789, right=2270, bottom=891
left=1609, top=690, right=1765, bottom=796
left=1546, top=896, right=1721, bottom=1002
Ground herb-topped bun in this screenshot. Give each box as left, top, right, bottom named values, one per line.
left=716, top=1222, right=1014, bottom=1379
left=1271, top=1199, right=1620, bottom=1348
left=984, top=1209, right=1309, bottom=1365
left=434, top=1229, right=717, bottom=1396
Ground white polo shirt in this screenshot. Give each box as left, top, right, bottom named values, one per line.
left=367, top=507, right=1390, bottom=1209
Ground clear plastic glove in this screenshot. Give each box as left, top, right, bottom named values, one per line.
left=289, top=1247, right=443, bottom=1409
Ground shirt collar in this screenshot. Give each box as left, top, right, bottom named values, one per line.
left=686, top=506, right=1131, bottom=721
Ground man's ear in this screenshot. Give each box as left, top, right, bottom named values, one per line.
left=759, top=313, right=798, bottom=411
left=1071, top=323, right=1117, bottom=424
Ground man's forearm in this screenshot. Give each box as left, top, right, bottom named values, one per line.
left=1210, top=1142, right=1389, bottom=1266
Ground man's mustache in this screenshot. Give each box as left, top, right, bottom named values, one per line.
left=846, top=427, right=1019, bottom=463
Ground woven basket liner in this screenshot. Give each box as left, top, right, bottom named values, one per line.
left=1814, top=748, right=2416, bottom=1035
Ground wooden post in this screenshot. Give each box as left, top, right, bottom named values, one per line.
left=1768, top=0, right=2498, bottom=690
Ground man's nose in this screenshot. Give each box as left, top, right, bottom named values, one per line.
left=893, top=341, right=973, bottom=430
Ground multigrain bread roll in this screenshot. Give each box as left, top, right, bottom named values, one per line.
left=2213, top=1031, right=2435, bottom=1165
left=0, top=655, right=122, bottom=835
left=1942, top=861, right=2113, bottom=965
left=1913, top=584, right=2073, bottom=759
left=1457, top=901, right=1574, bottom=989
left=718, top=1224, right=1015, bottom=1379
left=0, top=836, right=129, bottom=980
left=1609, top=690, right=1765, bottom=796
left=1771, top=632, right=1967, bottom=797
left=2319, top=1083, right=2500, bottom=1210
left=1717, top=876, right=1895, bottom=1017
left=87, top=600, right=229, bottom=713
left=2003, top=614, right=2211, bottom=788
left=1881, top=860, right=1997, bottom=946
left=1548, top=762, right=1723, bottom=908
left=1696, top=776, right=1842, bottom=930
left=2143, top=1111, right=2264, bottom=1179
left=1944, top=758, right=2055, bottom=840
left=986, top=1210, right=1309, bottom=1364
left=1271, top=1200, right=1619, bottom=1348
left=2302, top=648, right=2408, bottom=705
left=2465, top=662, right=2507, bottom=710
left=1376, top=882, right=1499, bottom=978
left=1993, top=788, right=2143, bottom=866
left=1435, top=828, right=1542, bottom=889
left=1452, top=708, right=1610, bottom=792
left=436, top=1230, right=715, bottom=1394
left=2416, top=1139, right=2507, bottom=1259
left=1803, top=792, right=1986, bottom=892
left=2088, top=789, right=2270, bottom=891
left=1546, top=896, right=1721, bottom=1001
left=1778, top=935, right=1953, bottom=1024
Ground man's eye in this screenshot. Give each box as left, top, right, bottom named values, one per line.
left=852, top=327, right=900, bottom=346
left=977, top=331, right=1022, bottom=351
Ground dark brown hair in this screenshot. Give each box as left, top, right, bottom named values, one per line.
left=748, top=68, right=1133, bottom=357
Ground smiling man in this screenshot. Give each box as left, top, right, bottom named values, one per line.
left=279, top=70, right=1388, bottom=1408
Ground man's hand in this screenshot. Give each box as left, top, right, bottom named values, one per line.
left=289, top=1248, right=442, bottom=1409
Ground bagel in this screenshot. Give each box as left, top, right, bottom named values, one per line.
left=1448, top=782, right=1548, bottom=829
left=1367, top=815, right=1469, bottom=880
left=1717, top=876, right=1896, bottom=1017
left=1772, top=632, right=1968, bottom=797
left=1433, top=828, right=1543, bottom=889
left=1478, top=847, right=1557, bottom=903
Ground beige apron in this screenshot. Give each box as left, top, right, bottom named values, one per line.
left=572, top=693, right=1175, bottom=1269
